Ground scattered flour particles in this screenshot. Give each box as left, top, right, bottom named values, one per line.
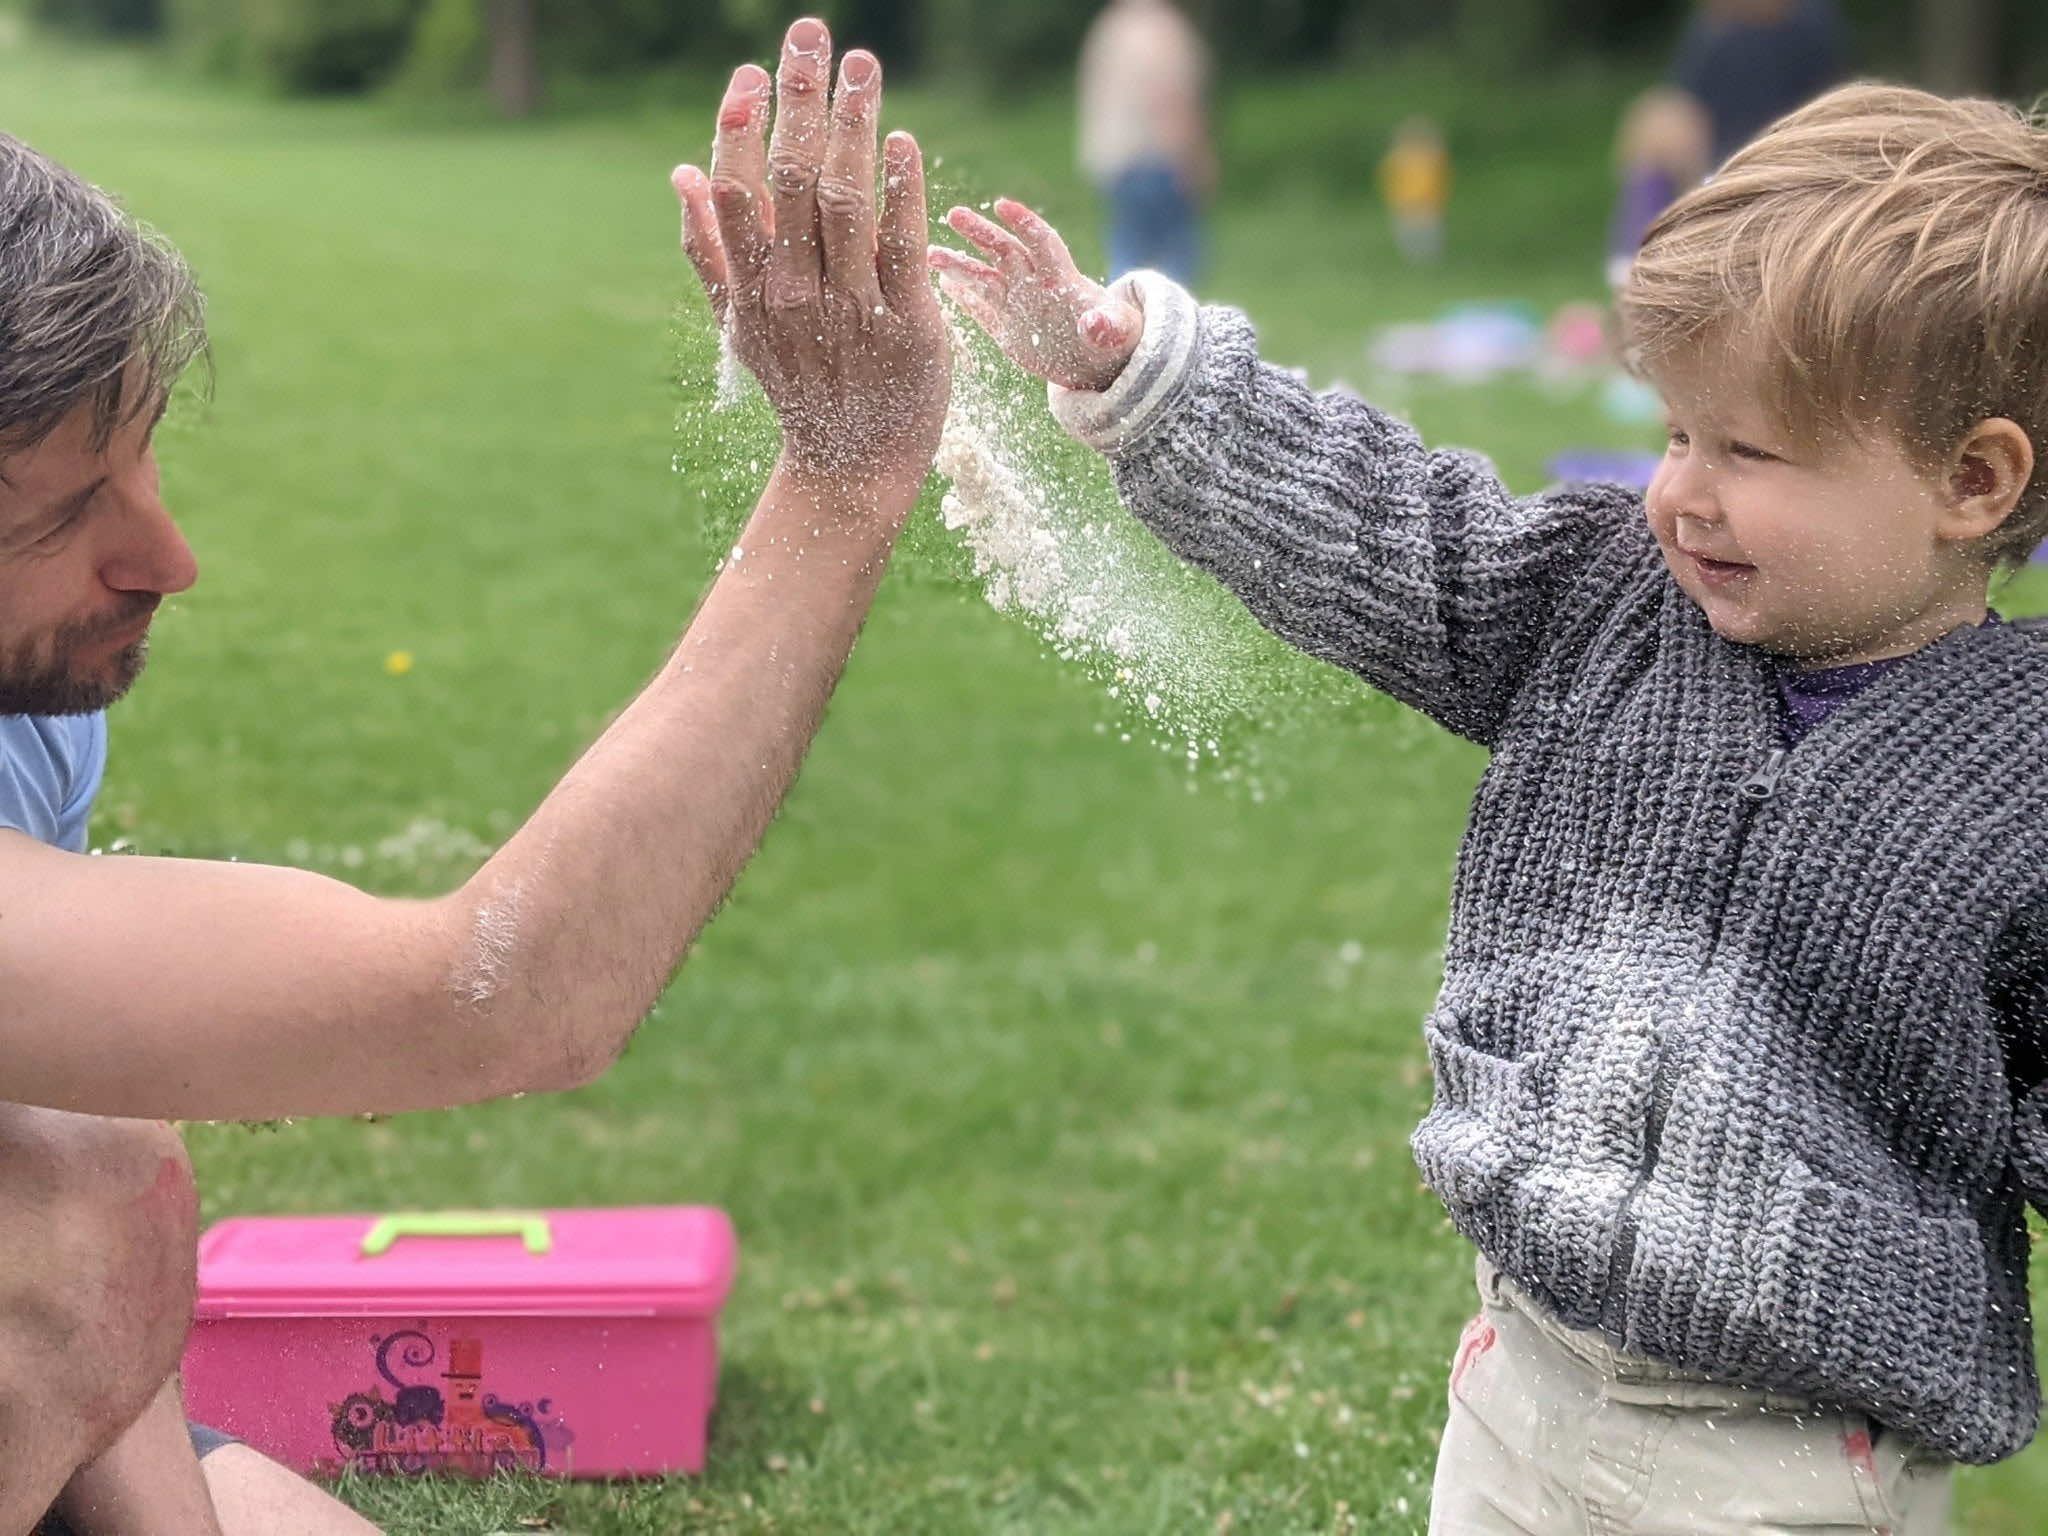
left=685, top=265, right=1339, bottom=783
left=714, top=318, right=750, bottom=413
left=928, top=305, right=1255, bottom=756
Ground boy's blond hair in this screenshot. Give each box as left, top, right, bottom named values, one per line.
left=1621, top=82, right=2048, bottom=567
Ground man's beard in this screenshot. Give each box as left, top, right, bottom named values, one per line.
left=0, top=602, right=154, bottom=716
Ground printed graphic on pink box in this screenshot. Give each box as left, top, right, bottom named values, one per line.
left=324, top=1328, right=572, bottom=1476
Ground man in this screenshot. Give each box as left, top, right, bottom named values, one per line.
left=1076, top=0, right=1214, bottom=283
left=3, top=17, right=946, bottom=1531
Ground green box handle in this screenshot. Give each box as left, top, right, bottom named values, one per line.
left=360, top=1211, right=553, bottom=1257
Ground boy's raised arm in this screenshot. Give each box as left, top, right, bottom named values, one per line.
left=933, top=203, right=1641, bottom=745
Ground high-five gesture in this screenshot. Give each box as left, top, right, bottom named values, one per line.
left=929, top=199, right=1145, bottom=394
left=672, top=18, right=949, bottom=492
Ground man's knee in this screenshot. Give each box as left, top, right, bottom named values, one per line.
left=0, top=1104, right=198, bottom=1441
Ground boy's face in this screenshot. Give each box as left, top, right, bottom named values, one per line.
left=1644, top=361, right=1979, bottom=667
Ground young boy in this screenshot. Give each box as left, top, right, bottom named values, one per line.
left=931, top=83, right=2048, bottom=1532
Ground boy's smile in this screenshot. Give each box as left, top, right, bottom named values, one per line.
left=1677, top=548, right=1753, bottom=587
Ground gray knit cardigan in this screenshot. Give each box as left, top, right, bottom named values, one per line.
left=1050, top=272, right=2048, bottom=1464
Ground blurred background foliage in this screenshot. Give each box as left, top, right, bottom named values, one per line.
left=22, top=0, right=2048, bottom=108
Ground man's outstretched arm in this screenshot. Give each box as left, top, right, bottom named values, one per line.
left=0, top=462, right=915, bottom=1120
left=0, top=20, right=951, bottom=1122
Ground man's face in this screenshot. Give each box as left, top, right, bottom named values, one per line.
left=0, top=393, right=196, bottom=715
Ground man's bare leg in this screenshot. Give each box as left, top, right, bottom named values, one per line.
left=0, top=1105, right=200, bottom=1533
left=46, top=1378, right=221, bottom=1534
left=45, top=1384, right=377, bottom=1536
left=201, top=1444, right=380, bottom=1534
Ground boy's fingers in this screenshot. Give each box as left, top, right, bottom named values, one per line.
left=995, top=198, right=1077, bottom=277
left=877, top=131, right=934, bottom=315
left=946, top=206, right=1033, bottom=281
left=938, top=273, right=1006, bottom=339
left=709, top=64, right=773, bottom=294
left=927, top=245, right=1006, bottom=295
left=1079, top=301, right=1140, bottom=353
left=673, top=165, right=730, bottom=321
left=766, top=17, right=832, bottom=307
left=818, top=50, right=883, bottom=310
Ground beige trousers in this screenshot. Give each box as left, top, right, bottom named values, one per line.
left=1428, top=1255, right=1954, bottom=1534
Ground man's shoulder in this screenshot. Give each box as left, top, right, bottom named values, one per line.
left=0, top=713, right=107, bottom=850
left=0, top=712, right=104, bottom=773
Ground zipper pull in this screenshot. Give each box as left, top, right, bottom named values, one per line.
left=1739, top=748, right=1788, bottom=802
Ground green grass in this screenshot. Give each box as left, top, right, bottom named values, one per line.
left=5, top=27, right=2046, bottom=1535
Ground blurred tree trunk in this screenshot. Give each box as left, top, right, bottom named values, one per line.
left=1918, top=0, right=1995, bottom=93
left=487, top=0, right=540, bottom=117
left=1456, top=0, right=1548, bottom=79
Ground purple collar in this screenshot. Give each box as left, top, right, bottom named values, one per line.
left=1772, top=615, right=2003, bottom=746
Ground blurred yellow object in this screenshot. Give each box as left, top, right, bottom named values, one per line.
left=384, top=650, right=414, bottom=676
left=1380, top=121, right=1450, bottom=219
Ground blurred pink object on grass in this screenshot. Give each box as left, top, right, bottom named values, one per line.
left=181, top=1205, right=736, bottom=1479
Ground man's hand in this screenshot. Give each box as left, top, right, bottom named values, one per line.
left=671, top=17, right=949, bottom=494
left=928, top=198, right=1143, bottom=394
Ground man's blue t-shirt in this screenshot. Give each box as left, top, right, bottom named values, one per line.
left=0, top=713, right=107, bottom=852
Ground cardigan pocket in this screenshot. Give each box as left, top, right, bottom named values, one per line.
left=1411, top=1015, right=1541, bottom=1212
left=1755, top=1158, right=1985, bottom=1414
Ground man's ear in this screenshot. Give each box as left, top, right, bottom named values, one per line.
left=1941, top=417, right=2034, bottom=543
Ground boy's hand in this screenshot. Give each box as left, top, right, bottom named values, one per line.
left=929, top=199, right=1143, bottom=394
left=671, top=18, right=949, bottom=492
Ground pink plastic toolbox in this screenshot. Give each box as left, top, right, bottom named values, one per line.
left=180, top=1206, right=736, bottom=1479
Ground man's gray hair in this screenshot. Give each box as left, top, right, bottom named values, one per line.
left=0, top=133, right=207, bottom=457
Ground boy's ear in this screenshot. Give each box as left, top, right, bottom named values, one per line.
left=1941, top=417, right=2034, bottom=542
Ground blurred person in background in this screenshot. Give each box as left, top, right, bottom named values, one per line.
left=1606, top=86, right=1711, bottom=287
left=1674, top=0, right=1847, bottom=166
left=1380, top=115, right=1451, bottom=264
left=1077, top=0, right=1214, bottom=282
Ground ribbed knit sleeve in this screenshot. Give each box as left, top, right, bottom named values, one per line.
left=1049, top=274, right=1641, bottom=745
left=1989, top=898, right=2048, bottom=1214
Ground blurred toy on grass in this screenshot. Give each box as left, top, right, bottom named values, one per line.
left=1380, top=116, right=1451, bottom=264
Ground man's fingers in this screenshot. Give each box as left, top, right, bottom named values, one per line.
left=994, top=198, right=1078, bottom=278
left=877, top=131, right=935, bottom=315
left=818, top=50, right=883, bottom=310
left=945, top=206, right=1033, bottom=282
left=709, top=64, right=773, bottom=294
left=765, top=16, right=832, bottom=309
left=672, top=165, right=731, bottom=321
